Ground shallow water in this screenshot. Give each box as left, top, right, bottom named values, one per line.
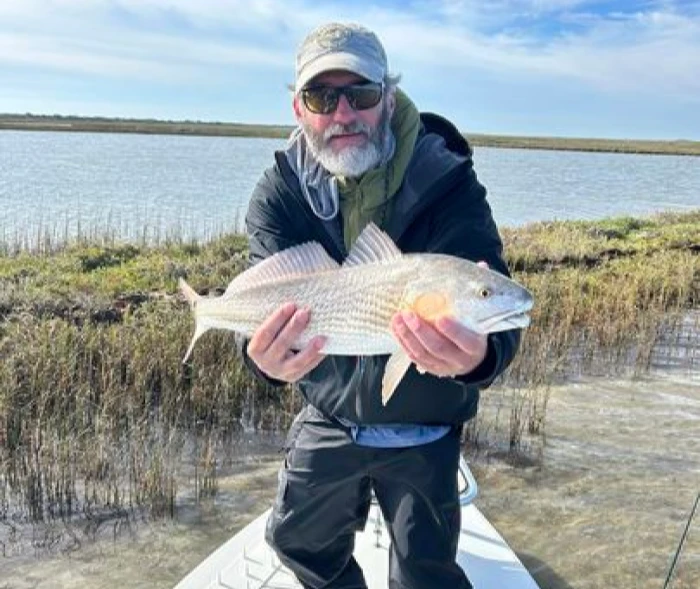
left=2, top=371, right=698, bottom=588
left=475, top=372, right=700, bottom=589
left=0, top=449, right=283, bottom=588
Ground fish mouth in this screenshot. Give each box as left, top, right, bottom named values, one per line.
left=478, top=300, right=534, bottom=333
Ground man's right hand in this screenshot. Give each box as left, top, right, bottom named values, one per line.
left=247, top=303, right=327, bottom=383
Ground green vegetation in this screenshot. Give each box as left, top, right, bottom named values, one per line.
left=0, top=211, right=698, bottom=526
left=466, top=133, right=700, bottom=156
left=3, top=114, right=700, bottom=155
left=0, top=114, right=293, bottom=139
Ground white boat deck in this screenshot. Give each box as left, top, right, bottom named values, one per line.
left=175, top=459, right=539, bottom=589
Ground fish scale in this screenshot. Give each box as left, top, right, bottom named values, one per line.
left=202, top=262, right=409, bottom=353
left=180, top=223, right=533, bottom=404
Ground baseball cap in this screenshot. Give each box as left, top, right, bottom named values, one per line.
left=295, top=22, right=388, bottom=92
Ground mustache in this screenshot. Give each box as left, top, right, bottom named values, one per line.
left=323, top=121, right=371, bottom=142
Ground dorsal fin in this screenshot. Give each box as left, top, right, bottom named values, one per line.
left=343, top=222, right=403, bottom=267
left=225, top=241, right=339, bottom=294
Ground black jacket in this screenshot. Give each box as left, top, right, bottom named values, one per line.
left=242, top=113, right=521, bottom=425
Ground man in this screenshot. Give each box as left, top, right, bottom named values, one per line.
left=242, top=22, right=521, bottom=589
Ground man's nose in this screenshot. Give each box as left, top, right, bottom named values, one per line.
left=331, top=94, right=356, bottom=124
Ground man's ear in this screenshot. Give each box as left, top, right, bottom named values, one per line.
left=386, top=87, right=397, bottom=117
left=292, top=94, right=304, bottom=123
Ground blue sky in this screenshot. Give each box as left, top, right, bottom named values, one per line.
left=1, top=0, right=699, bottom=139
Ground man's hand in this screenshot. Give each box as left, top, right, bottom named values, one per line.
left=390, top=260, right=490, bottom=379
left=391, top=312, right=487, bottom=378
left=247, top=303, right=326, bottom=383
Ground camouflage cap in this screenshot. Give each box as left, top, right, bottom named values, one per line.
left=295, top=22, right=388, bottom=92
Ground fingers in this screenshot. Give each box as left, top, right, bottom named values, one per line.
left=247, top=302, right=297, bottom=357
left=393, top=311, right=459, bottom=362
left=392, top=312, right=444, bottom=362
left=391, top=312, right=460, bottom=376
left=434, top=316, right=487, bottom=359
left=265, top=307, right=312, bottom=362
left=247, top=303, right=327, bottom=383
left=391, top=311, right=487, bottom=377
left=281, top=337, right=327, bottom=381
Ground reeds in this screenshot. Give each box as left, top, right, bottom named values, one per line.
left=486, top=212, right=700, bottom=451
left=0, top=210, right=698, bottom=531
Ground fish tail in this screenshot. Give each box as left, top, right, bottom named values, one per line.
left=182, top=324, right=208, bottom=364
left=179, top=278, right=206, bottom=363
left=179, top=277, right=201, bottom=307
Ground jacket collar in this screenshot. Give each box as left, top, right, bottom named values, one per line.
left=274, top=112, right=471, bottom=251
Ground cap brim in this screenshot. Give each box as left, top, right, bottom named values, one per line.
left=296, top=52, right=384, bottom=92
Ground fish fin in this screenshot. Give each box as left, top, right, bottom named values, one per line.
left=382, top=349, right=412, bottom=405
left=225, top=242, right=339, bottom=294
left=182, top=323, right=210, bottom=364
left=179, top=278, right=201, bottom=307
left=410, top=292, right=452, bottom=322
left=179, top=279, right=208, bottom=362
left=344, top=222, right=403, bottom=267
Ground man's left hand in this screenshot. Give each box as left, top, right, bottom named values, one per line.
left=390, top=312, right=487, bottom=379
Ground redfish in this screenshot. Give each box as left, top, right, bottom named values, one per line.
left=180, top=223, right=533, bottom=404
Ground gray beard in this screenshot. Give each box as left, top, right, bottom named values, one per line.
left=302, top=103, right=394, bottom=178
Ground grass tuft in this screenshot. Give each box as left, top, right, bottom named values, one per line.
left=0, top=209, right=697, bottom=527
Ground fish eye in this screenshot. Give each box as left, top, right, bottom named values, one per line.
left=478, top=288, right=491, bottom=298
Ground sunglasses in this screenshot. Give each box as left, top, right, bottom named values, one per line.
left=300, top=82, right=384, bottom=115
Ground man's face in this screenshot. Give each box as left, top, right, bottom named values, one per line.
left=294, top=70, right=395, bottom=177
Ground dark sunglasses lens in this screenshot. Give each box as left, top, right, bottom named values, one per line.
left=302, top=84, right=383, bottom=114
left=346, top=85, right=382, bottom=110
left=303, top=88, right=337, bottom=114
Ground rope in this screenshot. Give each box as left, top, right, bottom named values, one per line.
left=662, top=491, right=700, bottom=589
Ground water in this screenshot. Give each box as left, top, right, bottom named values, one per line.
left=0, top=132, right=283, bottom=244
left=473, top=147, right=700, bottom=228
left=2, top=375, right=698, bottom=589
left=476, top=373, right=700, bottom=589
left=1, top=131, right=698, bottom=246
left=1, top=131, right=699, bottom=587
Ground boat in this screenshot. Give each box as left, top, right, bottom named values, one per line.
left=174, top=457, right=540, bottom=588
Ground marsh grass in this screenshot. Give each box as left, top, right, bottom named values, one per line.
left=0, top=211, right=698, bottom=537
left=490, top=212, right=699, bottom=451
left=3, top=115, right=700, bottom=155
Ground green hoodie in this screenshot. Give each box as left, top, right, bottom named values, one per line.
left=337, top=89, right=420, bottom=250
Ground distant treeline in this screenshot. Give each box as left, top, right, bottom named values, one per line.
left=0, top=113, right=292, bottom=139
left=2, top=113, right=700, bottom=155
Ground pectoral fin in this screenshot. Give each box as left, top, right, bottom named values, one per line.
left=382, top=349, right=412, bottom=405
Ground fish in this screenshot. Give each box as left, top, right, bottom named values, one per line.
left=179, top=223, right=533, bottom=405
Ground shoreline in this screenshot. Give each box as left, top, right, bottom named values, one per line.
left=1, top=373, right=697, bottom=589
left=2, top=115, right=700, bottom=156
left=1, top=208, right=698, bottom=587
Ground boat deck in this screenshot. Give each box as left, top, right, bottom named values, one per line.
left=175, top=459, right=539, bottom=589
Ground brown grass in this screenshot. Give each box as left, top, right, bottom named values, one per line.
left=0, top=210, right=697, bottom=530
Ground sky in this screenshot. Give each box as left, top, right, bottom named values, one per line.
left=1, top=0, right=700, bottom=140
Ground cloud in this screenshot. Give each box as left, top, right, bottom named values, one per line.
left=1, top=0, right=699, bottom=130
left=0, top=1, right=296, bottom=83
left=373, top=1, right=700, bottom=103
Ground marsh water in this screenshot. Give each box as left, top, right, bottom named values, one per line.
left=2, top=369, right=698, bottom=589
left=1, top=131, right=699, bottom=588
left=2, top=318, right=698, bottom=588
left=1, top=131, right=699, bottom=242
